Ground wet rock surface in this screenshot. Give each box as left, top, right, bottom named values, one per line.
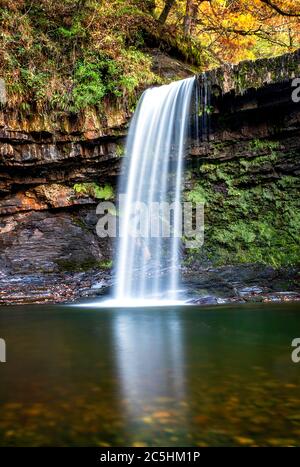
left=0, top=208, right=114, bottom=275
left=183, top=264, right=300, bottom=305
left=0, top=263, right=299, bottom=306
left=0, top=270, right=112, bottom=306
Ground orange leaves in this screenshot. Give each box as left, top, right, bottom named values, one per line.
left=174, top=0, right=300, bottom=65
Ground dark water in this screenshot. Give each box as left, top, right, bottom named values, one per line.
left=0, top=302, right=300, bottom=447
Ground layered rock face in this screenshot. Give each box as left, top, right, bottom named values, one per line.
left=0, top=50, right=299, bottom=304
left=183, top=50, right=300, bottom=303
left=0, top=112, right=122, bottom=304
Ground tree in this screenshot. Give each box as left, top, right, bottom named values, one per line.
left=184, top=0, right=201, bottom=37
left=157, top=0, right=300, bottom=65
left=159, top=0, right=176, bottom=24
left=184, top=0, right=193, bottom=36
left=260, top=0, right=300, bottom=17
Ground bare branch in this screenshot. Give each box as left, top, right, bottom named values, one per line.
left=260, top=0, right=300, bottom=17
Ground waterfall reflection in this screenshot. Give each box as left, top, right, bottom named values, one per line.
left=112, top=309, right=186, bottom=418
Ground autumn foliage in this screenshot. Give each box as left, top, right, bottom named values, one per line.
left=0, top=0, right=299, bottom=111
left=156, top=0, right=300, bottom=65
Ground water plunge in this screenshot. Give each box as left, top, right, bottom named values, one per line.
left=113, top=77, right=196, bottom=306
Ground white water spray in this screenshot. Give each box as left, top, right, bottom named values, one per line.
left=111, top=77, right=196, bottom=306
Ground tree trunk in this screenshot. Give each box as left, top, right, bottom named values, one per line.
left=158, top=0, right=176, bottom=24
left=184, top=0, right=199, bottom=37
left=184, top=0, right=192, bottom=37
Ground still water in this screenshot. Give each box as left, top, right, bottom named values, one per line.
left=0, top=302, right=299, bottom=446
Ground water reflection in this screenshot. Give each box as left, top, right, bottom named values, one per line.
left=1, top=303, right=300, bottom=446
left=112, top=309, right=186, bottom=417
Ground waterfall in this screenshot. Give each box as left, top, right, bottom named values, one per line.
left=112, top=77, right=196, bottom=306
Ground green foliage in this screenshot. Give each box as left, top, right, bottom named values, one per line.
left=0, top=1, right=158, bottom=113
left=116, top=144, right=125, bottom=157
left=93, top=184, right=114, bottom=200
left=249, top=139, right=280, bottom=152
left=99, top=259, right=113, bottom=269
left=187, top=185, right=207, bottom=204
left=199, top=105, right=214, bottom=117
left=73, top=183, right=114, bottom=200
left=56, top=21, right=87, bottom=40
left=71, top=61, right=107, bottom=111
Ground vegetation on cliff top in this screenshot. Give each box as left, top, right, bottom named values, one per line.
left=0, top=0, right=299, bottom=113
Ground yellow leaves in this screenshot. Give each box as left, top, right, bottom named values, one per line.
left=221, top=12, right=256, bottom=31
left=193, top=0, right=300, bottom=65
left=234, top=436, right=255, bottom=446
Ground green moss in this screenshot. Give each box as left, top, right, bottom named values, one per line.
left=56, top=257, right=113, bottom=272
left=99, top=259, right=113, bottom=269
left=73, top=183, right=114, bottom=200
left=187, top=185, right=208, bottom=203
left=116, top=144, right=125, bottom=157
left=249, top=139, right=279, bottom=153
left=72, top=217, right=89, bottom=230
left=211, top=50, right=300, bottom=95
left=185, top=144, right=299, bottom=269
left=56, top=259, right=102, bottom=272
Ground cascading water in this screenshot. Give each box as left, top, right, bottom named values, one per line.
left=112, top=77, right=196, bottom=306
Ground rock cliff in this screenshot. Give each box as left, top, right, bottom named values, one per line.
left=0, top=50, right=299, bottom=304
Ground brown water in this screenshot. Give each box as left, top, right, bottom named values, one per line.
left=0, top=302, right=300, bottom=446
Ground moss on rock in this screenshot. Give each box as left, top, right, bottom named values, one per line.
left=185, top=139, right=300, bottom=269
left=206, top=49, right=300, bottom=95
left=73, top=183, right=114, bottom=200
